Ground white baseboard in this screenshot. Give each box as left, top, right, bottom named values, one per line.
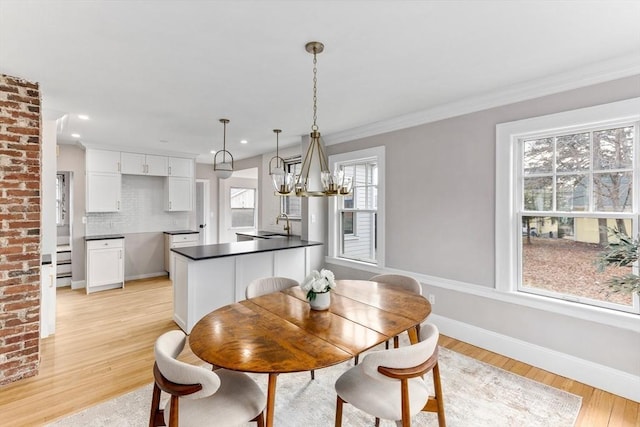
left=430, top=313, right=640, bottom=402
left=71, top=280, right=85, bottom=290
left=71, top=273, right=167, bottom=290
left=124, top=271, right=168, bottom=281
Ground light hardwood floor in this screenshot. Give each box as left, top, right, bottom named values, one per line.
left=1, top=277, right=638, bottom=426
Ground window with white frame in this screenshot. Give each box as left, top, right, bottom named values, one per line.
left=230, top=187, right=256, bottom=228
left=496, top=98, right=640, bottom=314
left=329, top=147, right=385, bottom=266
left=56, top=173, right=66, bottom=226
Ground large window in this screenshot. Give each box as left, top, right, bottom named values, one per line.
left=230, top=187, right=256, bottom=228
left=496, top=98, right=640, bottom=314
left=329, top=147, right=385, bottom=266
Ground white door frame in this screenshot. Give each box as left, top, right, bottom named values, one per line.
left=195, top=179, right=211, bottom=244
left=218, top=168, right=259, bottom=243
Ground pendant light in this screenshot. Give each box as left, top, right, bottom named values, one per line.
left=269, top=129, right=294, bottom=194
left=294, top=41, right=352, bottom=197
left=213, top=118, right=233, bottom=180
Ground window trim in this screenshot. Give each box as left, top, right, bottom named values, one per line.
left=496, top=97, right=640, bottom=314
left=229, top=186, right=257, bottom=229
left=280, top=156, right=302, bottom=220
left=56, top=173, right=66, bottom=226
left=328, top=146, right=385, bottom=267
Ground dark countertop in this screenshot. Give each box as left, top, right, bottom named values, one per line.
left=171, top=238, right=322, bottom=261
left=85, top=234, right=125, bottom=241
left=236, top=230, right=291, bottom=239
left=164, top=230, right=199, bottom=235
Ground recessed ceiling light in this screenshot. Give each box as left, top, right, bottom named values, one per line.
left=210, top=150, right=216, bottom=154
left=71, top=133, right=81, bottom=138
left=77, top=114, right=90, bottom=120
left=159, top=139, right=168, bottom=144
left=240, top=139, right=248, bottom=144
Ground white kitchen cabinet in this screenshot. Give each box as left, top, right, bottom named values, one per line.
left=86, top=149, right=121, bottom=173
left=121, top=152, right=168, bottom=176
left=164, top=232, right=199, bottom=279
left=168, top=157, right=193, bottom=177
left=86, top=172, right=121, bottom=212
left=86, top=237, right=124, bottom=293
left=164, top=176, right=193, bottom=211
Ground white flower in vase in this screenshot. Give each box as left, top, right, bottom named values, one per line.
left=301, top=269, right=336, bottom=301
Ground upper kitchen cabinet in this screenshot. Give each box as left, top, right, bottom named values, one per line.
left=168, top=157, right=193, bottom=178
left=86, top=149, right=121, bottom=173
left=165, top=177, right=192, bottom=211
left=121, top=152, right=168, bottom=176
left=86, top=172, right=121, bottom=212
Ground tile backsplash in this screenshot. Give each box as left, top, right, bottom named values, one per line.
left=86, top=175, right=191, bottom=235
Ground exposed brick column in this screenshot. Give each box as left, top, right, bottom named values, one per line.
left=0, top=74, right=42, bottom=385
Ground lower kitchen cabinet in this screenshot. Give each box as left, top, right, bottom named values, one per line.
left=85, top=236, right=124, bottom=293
left=164, top=231, right=200, bottom=279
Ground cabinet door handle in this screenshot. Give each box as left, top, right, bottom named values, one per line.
left=49, top=274, right=54, bottom=288
left=118, top=162, right=121, bottom=172
left=117, top=200, right=120, bottom=210
left=168, top=166, right=172, bottom=175
left=169, top=201, right=172, bottom=210
left=119, top=250, right=122, bottom=259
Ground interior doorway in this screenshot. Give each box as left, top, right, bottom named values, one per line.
left=195, top=180, right=210, bottom=245
left=218, top=168, right=258, bottom=243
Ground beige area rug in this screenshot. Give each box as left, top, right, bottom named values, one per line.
left=46, top=346, right=581, bottom=427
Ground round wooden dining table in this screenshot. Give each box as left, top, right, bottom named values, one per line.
left=188, top=279, right=431, bottom=427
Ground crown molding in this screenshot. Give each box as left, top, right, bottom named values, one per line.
left=323, top=54, right=640, bottom=146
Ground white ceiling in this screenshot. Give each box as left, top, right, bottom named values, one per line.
left=1, top=1, right=639, bottom=163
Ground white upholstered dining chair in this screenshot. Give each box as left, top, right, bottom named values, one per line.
left=334, top=323, right=446, bottom=427
left=149, top=330, right=266, bottom=427
left=371, top=273, right=423, bottom=348
left=245, top=276, right=299, bottom=299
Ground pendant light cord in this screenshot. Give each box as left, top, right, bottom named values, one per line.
left=312, top=48, right=318, bottom=132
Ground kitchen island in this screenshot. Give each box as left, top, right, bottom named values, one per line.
left=171, top=237, right=322, bottom=333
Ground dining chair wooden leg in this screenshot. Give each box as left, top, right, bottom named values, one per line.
left=394, top=335, right=400, bottom=348
left=354, top=355, right=359, bottom=365
left=311, top=369, right=315, bottom=380
left=168, top=395, right=179, bottom=427
left=252, top=411, right=265, bottom=427
left=335, top=396, right=344, bottom=427
left=421, top=361, right=446, bottom=427
left=385, top=340, right=390, bottom=349
left=433, top=362, right=446, bottom=427
left=375, top=417, right=380, bottom=426
left=400, top=378, right=411, bottom=427
left=149, top=382, right=163, bottom=427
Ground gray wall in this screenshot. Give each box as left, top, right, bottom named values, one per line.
left=325, top=75, right=640, bottom=377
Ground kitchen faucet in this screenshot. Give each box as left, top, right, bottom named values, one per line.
left=276, top=213, right=291, bottom=236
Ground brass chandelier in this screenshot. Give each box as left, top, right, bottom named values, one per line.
left=293, top=41, right=352, bottom=197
